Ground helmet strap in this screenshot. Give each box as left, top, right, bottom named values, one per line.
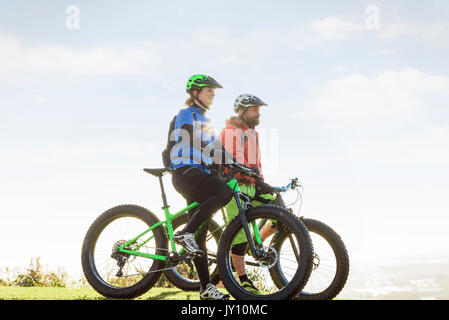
left=194, top=88, right=209, bottom=111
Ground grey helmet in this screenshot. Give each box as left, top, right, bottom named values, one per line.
left=234, top=94, right=267, bottom=113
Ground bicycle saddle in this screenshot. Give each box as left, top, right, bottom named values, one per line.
left=143, top=168, right=171, bottom=177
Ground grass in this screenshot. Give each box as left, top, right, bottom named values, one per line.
left=0, top=257, right=234, bottom=300
left=0, top=257, right=218, bottom=300
left=0, top=286, right=223, bottom=300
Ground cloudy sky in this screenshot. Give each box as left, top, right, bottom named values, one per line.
left=1, top=0, right=448, bottom=281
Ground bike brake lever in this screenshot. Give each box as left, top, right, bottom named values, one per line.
left=290, top=178, right=299, bottom=189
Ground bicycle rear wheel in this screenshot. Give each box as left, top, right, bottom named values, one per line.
left=81, top=204, right=168, bottom=299
left=163, top=213, right=222, bottom=290
left=270, top=218, right=350, bottom=300
left=217, top=205, right=314, bottom=300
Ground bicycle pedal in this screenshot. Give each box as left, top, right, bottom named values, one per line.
left=183, top=253, right=193, bottom=259
left=180, top=252, right=197, bottom=260
left=191, top=252, right=204, bottom=258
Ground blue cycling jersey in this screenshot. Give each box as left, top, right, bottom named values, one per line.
left=171, top=105, right=216, bottom=173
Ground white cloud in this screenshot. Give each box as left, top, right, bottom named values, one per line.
left=376, top=20, right=449, bottom=41
left=185, top=27, right=283, bottom=64
left=0, top=33, right=162, bottom=82
left=426, top=21, right=449, bottom=40
left=309, top=17, right=363, bottom=40
left=308, top=17, right=449, bottom=43
left=0, top=28, right=283, bottom=86
left=376, top=21, right=413, bottom=40
left=298, top=68, right=449, bottom=126
left=355, top=126, right=449, bottom=167
left=296, top=68, right=449, bottom=167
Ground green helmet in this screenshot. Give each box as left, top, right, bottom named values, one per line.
left=186, top=74, right=223, bottom=93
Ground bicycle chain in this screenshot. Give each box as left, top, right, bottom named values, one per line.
left=116, top=245, right=198, bottom=276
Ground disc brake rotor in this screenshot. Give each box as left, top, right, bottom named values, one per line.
left=257, top=246, right=278, bottom=269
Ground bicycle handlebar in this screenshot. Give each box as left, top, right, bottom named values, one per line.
left=276, top=177, right=300, bottom=193
left=205, top=160, right=261, bottom=179
left=206, top=162, right=302, bottom=194
left=226, top=161, right=259, bottom=177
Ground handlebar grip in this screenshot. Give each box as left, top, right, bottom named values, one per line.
left=223, top=162, right=260, bottom=178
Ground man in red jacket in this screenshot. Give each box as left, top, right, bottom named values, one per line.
left=220, top=94, right=278, bottom=294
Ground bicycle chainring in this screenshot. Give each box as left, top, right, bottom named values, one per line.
left=312, top=253, right=320, bottom=270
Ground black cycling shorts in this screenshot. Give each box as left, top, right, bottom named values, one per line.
left=172, top=166, right=231, bottom=204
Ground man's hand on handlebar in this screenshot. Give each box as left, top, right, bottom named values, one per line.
left=255, top=178, right=278, bottom=195
left=222, top=160, right=260, bottom=178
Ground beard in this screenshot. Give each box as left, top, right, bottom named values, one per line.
left=245, top=116, right=260, bottom=128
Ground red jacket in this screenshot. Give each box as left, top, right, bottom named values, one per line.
left=220, top=116, right=263, bottom=185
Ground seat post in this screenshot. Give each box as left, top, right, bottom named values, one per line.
left=158, top=175, right=169, bottom=209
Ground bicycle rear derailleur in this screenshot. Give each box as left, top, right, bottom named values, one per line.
left=111, top=240, right=131, bottom=277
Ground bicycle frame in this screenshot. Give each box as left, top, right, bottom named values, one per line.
left=116, top=173, right=264, bottom=262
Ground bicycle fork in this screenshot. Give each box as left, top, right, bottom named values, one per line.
left=233, top=192, right=263, bottom=259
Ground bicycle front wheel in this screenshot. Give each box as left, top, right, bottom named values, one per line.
left=81, top=204, right=168, bottom=299
left=217, top=205, right=314, bottom=300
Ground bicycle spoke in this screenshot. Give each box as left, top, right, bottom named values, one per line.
left=218, top=211, right=312, bottom=299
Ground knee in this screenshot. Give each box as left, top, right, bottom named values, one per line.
left=210, top=182, right=233, bottom=208
left=221, top=187, right=233, bottom=206
left=231, top=242, right=247, bottom=255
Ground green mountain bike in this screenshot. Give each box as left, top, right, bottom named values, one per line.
left=163, top=178, right=350, bottom=300
left=81, top=162, right=314, bottom=300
